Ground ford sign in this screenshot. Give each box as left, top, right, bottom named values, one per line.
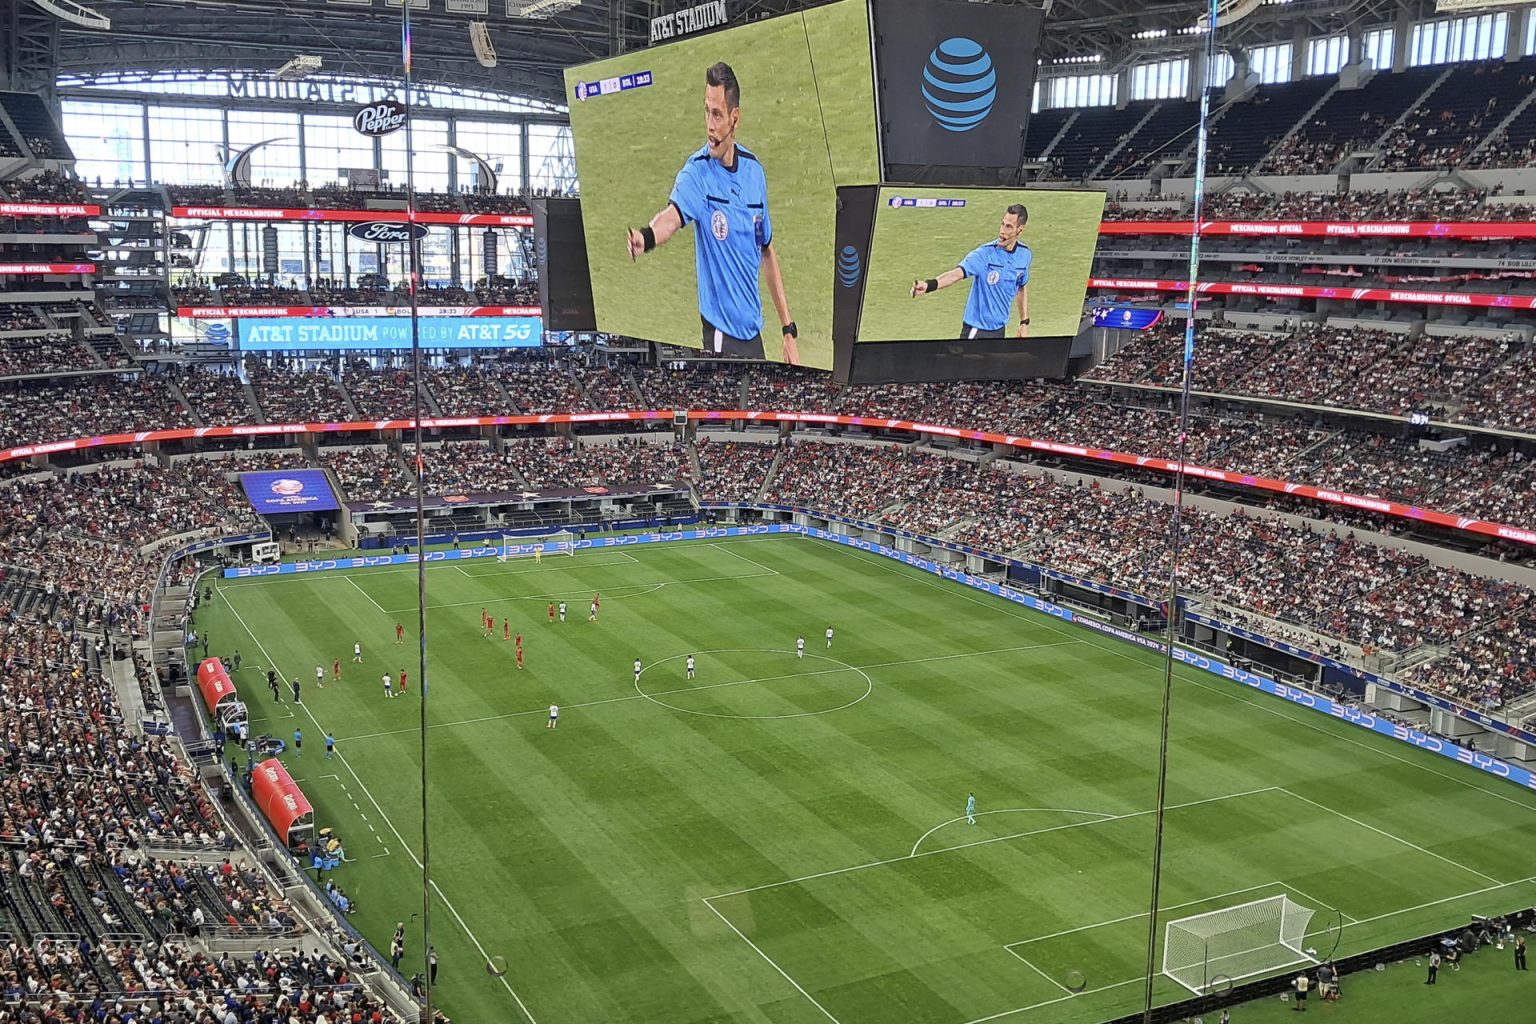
left=353, top=100, right=407, bottom=137
left=348, top=221, right=429, bottom=243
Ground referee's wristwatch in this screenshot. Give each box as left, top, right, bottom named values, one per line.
left=782, top=322, right=798, bottom=338
left=1020, top=318, right=1031, bottom=326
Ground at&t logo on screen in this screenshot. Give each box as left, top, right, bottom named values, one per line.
left=921, top=37, right=997, bottom=132
left=837, top=245, right=862, bottom=288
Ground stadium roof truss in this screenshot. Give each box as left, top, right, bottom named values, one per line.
left=36, top=0, right=1436, bottom=109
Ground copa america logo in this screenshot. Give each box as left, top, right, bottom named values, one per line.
left=921, top=37, right=997, bottom=133
left=836, top=245, right=862, bottom=288
left=270, top=479, right=305, bottom=496
left=574, top=81, right=589, bottom=102
left=887, top=195, right=903, bottom=208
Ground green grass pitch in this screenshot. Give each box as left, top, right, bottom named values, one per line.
left=564, top=0, right=880, bottom=371
left=859, top=187, right=1107, bottom=342
left=197, top=537, right=1536, bottom=1024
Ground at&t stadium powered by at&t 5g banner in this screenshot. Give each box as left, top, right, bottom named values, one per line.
left=563, top=0, right=1047, bottom=375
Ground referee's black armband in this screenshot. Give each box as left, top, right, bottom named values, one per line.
left=641, top=226, right=656, bottom=253
left=926, top=278, right=939, bottom=294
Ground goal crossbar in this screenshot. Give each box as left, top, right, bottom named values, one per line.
left=1161, top=894, right=1316, bottom=995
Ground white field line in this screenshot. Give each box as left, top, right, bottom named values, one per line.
left=839, top=544, right=1536, bottom=817
left=343, top=576, right=388, bottom=616
left=704, top=541, right=783, bottom=576
left=1002, top=946, right=1072, bottom=995
left=701, top=897, right=843, bottom=1024
left=340, top=642, right=1081, bottom=743
left=1276, top=787, right=1504, bottom=886
left=911, top=807, right=1115, bottom=858
left=704, top=788, right=1282, bottom=902
left=221, top=594, right=540, bottom=1023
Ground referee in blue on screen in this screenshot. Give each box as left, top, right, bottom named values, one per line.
left=910, top=204, right=1032, bottom=340
left=626, top=61, right=800, bottom=365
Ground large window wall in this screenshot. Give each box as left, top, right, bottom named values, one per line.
left=60, top=83, right=571, bottom=196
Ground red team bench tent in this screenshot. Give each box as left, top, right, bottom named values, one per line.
left=251, top=758, right=314, bottom=847
left=196, top=657, right=247, bottom=735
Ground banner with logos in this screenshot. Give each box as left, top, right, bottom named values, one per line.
left=0, top=263, right=94, bottom=274
left=171, top=206, right=533, bottom=227
left=178, top=305, right=539, bottom=319
left=0, top=203, right=101, bottom=217
left=1089, top=276, right=1536, bottom=311
left=1098, top=220, right=1536, bottom=240
left=236, top=314, right=543, bottom=349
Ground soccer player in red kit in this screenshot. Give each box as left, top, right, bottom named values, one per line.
left=331, top=659, right=341, bottom=682
left=503, top=619, right=511, bottom=641
left=548, top=602, right=555, bottom=624
left=395, top=622, right=404, bottom=644
left=515, top=634, right=524, bottom=670
left=399, top=668, right=408, bottom=695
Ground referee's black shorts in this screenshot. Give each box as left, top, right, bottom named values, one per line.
left=959, top=322, right=1005, bottom=340
left=702, top=316, right=766, bottom=359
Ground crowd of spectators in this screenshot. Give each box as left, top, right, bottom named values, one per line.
left=171, top=366, right=262, bottom=425
left=419, top=442, right=522, bottom=496
left=425, top=363, right=514, bottom=418
left=0, top=310, right=51, bottom=333
left=0, top=333, right=95, bottom=378
left=634, top=365, right=745, bottom=412
left=316, top=446, right=410, bottom=504
left=579, top=368, right=642, bottom=411
left=247, top=362, right=351, bottom=424
left=504, top=437, right=685, bottom=490
left=166, top=181, right=532, bottom=219
left=693, top=438, right=778, bottom=502
left=342, top=361, right=425, bottom=420
left=0, top=171, right=87, bottom=205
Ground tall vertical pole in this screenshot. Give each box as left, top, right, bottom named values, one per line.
left=400, top=7, right=434, bottom=1022
left=1140, top=1, right=1219, bottom=1019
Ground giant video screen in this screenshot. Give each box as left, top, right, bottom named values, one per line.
left=858, top=187, right=1105, bottom=342
left=564, top=0, right=880, bottom=370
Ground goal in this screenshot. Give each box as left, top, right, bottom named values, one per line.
left=496, top=530, right=577, bottom=563
left=1162, top=894, right=1316, bottom=995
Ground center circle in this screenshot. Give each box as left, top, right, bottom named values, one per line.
left=634, top=648, right=872, bottom=720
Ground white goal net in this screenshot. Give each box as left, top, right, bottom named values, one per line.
left=1162, top=894, right=1316, bottom=995
left=497, top=530, right=577, bottom=563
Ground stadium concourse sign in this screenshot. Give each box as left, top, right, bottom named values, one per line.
left=649, top=0, right=728, bottom=42
left=4, top=409, right=1535, bottom=550
left=1090, top=277, right=1536, bottom=311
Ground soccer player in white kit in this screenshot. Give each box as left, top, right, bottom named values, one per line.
left=686, top=655, right=696, bottom=679
left=796, top=636, right=805, bottom=659
left=353, top=641, right=363, bottom=663
left=547, top=704, right=559, bottom=729
left=633, top=658, right=643, bottom=683
left=315, top=664, right=325, bottom=690
left=382, top=673, right=393, bottom=699
left=825, top=626, right=834, bottom=648
left=558, top=602, right=566, bottom=623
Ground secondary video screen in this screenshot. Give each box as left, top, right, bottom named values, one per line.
left=564, top=0, right=879, bottom=370
left=858, top=187, right=1105, bottom=342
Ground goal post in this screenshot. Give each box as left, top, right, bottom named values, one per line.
left=1161, top=894, right=1316, bottom=995
left=497, top=530, right=577, bottom=563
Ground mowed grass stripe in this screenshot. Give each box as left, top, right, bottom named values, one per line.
left=198, top=537, right=1536, bottom=1024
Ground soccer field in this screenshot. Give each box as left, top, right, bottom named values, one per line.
left=199, top=537, right=1536, bottom=1024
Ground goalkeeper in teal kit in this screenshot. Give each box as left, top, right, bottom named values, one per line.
left=911, top=203, right=1032, bottom=340
left=626, top=61, right=800, bottom=364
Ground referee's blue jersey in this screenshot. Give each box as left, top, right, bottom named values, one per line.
left=959, top=240, right=1032, bottom=332
left=669, top=144, right=772, bottom=340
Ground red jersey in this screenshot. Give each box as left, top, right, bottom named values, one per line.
left=331, top=660, right=340, bottom=676
left=504, top=621, right=511, bottom=640
left=399, top=671, right=408, bottom=691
